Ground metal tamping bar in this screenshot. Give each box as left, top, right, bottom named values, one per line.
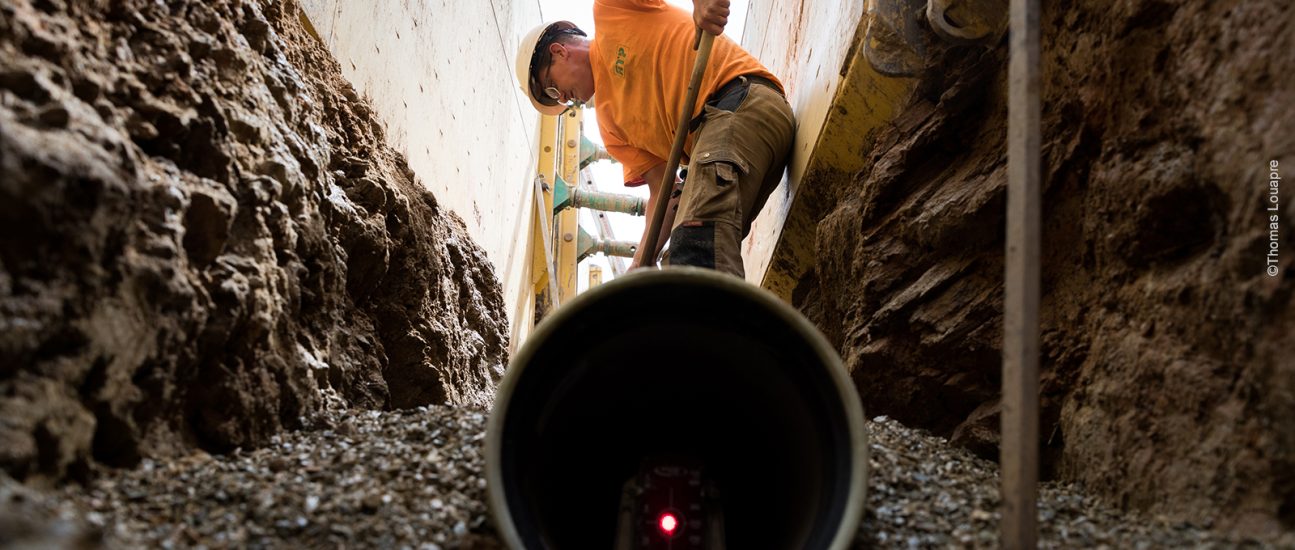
left=641, top=30, right=715, bottom=266
left=1002, top=0, right=1041, bottom=547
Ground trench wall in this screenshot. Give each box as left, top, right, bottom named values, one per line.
left=297, top=0, right=545, bottom=350
left=738, top=0, right=867, bottom=286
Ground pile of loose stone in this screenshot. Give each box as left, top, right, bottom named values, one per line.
left=859, top=416, right=1287, bottom=548
left=1, top=403, right=1287, bottom=549
left=70, top=400, right=498, bottom=549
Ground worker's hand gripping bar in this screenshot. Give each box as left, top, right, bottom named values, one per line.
left=641, top=29, right=716, bottom=267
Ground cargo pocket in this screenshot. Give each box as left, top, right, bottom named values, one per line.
left=675, top=149, right=746, bottom=228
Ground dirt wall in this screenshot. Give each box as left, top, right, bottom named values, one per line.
left=0, top=0, right=508, bottom=482
left=802, top=0, right=1293, bottom=534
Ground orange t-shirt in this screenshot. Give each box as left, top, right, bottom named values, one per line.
left=590, top=0, right=783, bottom=185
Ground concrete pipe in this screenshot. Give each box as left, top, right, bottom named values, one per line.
left=486, top=268, right=868, bottom=549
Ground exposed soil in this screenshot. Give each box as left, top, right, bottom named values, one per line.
left=2, top=0, right=1292, bottom=545
left=0, top=0, right=507, bottom=483
left=803, top=0, right=1294, bottom=535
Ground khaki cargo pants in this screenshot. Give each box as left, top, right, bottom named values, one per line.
left=664, top=77, right=795, bottom=279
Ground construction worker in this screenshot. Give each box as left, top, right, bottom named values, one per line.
left=514, top=0, right=794, bottom=278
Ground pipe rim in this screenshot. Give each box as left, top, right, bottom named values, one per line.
left=486, top=268, right=867, bottom=549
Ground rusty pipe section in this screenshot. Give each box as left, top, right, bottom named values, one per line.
left=486, top=268, right=868, bottom=549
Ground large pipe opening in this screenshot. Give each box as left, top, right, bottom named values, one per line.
left=487, top=269, right=867, bottom=549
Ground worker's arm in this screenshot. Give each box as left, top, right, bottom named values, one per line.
left=629, top=162, right=678, bottom=270
left=693, top=0, right=730, bottom=36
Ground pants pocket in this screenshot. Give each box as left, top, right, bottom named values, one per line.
left=675, top=154, right=744, bottom=227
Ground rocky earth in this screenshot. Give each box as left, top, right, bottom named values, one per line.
left=802, top=0, right=1294, bottom=536
left=3, top=0, right=1292, bottom=546
left=0, top=0, right=507, bottom=484
left=3, top=404, right=1288, bottom=549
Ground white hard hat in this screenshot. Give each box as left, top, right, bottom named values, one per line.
left=515, top=21, right=584, bottom=116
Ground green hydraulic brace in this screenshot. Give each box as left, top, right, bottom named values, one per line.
left=552, top=176, right=645, bottom=217
left=576, top=227, right=637, bottom=262
left=579, top=135, right=614, bottom=169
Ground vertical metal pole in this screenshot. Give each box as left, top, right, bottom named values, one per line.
left=588, top=265, right=604, bottom=288
left=533, top=115, right=561, bottom=318
left=534, top=176, right=562, bottom=311
left=1002, top=0, right=1040, bottom=547
left=999, top=0, right=1041, bottom=543
left=580, top=167, right=628, bottom=277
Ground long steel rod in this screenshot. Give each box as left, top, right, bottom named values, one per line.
left=641, top=30, right=716, bottom=265
left=1002, top=0, right=1041, bottom=547
left=534, top=175, right=561, bottom=310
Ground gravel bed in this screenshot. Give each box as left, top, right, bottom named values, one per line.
left=72, top=397, right=498, bottom=550
left=860, top=416, right=1289, bottom=549
left=2, top=403, right=1289, bottom=549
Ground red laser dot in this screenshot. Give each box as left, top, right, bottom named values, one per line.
left=659, top=512, right=678, bottom=535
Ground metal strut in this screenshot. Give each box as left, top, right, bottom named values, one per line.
left=1002, top=0, right=1041, bottom=547
left=534, top=175, right=562, bottom=309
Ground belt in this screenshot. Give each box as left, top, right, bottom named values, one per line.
left=710, top=74, right=780, bottom=103
left=688, top=74, right=781, bottom=132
